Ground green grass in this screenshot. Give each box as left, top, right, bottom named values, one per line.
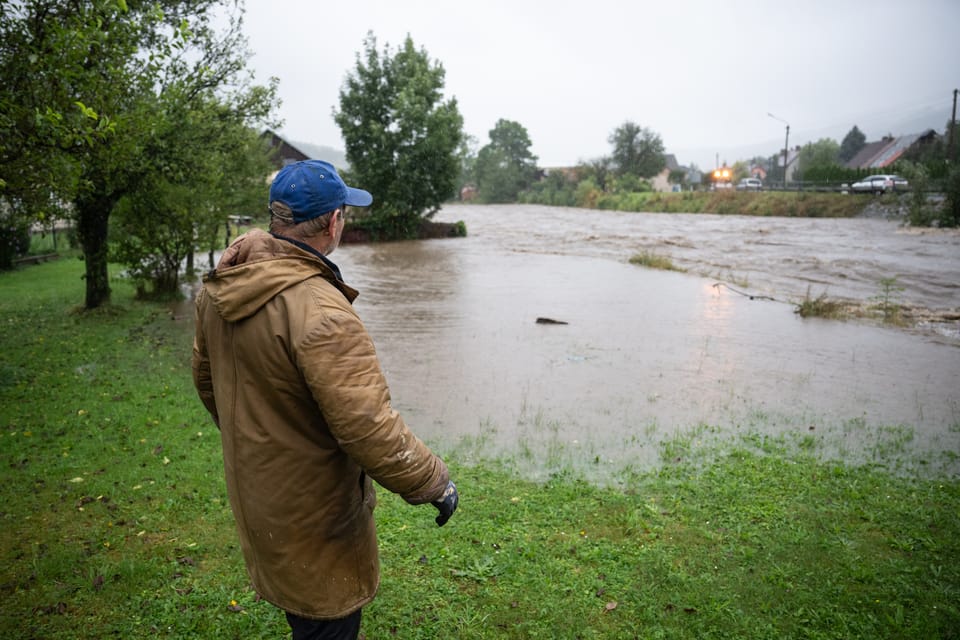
left=596, top=190, right=870, bottom=217
left=2, top=256, right=959, bottom=639
left=795, top=289, right=847, bottom=320
left=628, top=251, right=685, bottom=272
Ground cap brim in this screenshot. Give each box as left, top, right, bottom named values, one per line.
left=344, top=186, right=373, bottom=207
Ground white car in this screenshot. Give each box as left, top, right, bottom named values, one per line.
left=850, top=175, right=908, bottom=194
left=736, top=178, right=762, bottom=191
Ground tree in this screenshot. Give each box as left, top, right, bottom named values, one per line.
left=0, top=0, right=276, bottom=307
left=608, top=121, right=666, bottom=178
left=731, top=160, right=750, bottom=183
left=668, top=168, right=687, bottom=188
left=335, top=33, right=464, bottom=239
left=112, top=100, right=274, bottom=296
left=456, top=133, right=479, bottom=195
left=577, top=156, right=613, bottom=192
left=798, top=138, right=841, bottom=178
left=474, top=119, right=539, bottom=203
left=838, top=125, right=867, bottom=164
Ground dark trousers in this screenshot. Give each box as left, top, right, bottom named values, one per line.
left=285, top=609, right=362, bottom=640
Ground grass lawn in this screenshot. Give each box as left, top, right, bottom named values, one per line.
left=1, top=256, right=958, bottom=639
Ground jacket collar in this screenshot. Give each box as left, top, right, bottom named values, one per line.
left=270, top=232, right=345, bottom=282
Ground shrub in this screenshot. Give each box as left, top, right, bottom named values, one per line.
left=795, top=290, right=845, bottom=319
left=0, top=219, right=30, bottom=270
left=942, top=165, right=960, bottom=227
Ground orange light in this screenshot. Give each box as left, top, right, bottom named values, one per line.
left=713, top=170, right=721, bottom=179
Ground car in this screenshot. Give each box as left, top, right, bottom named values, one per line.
left=850, top=174, right=908, bottom=194
left=736, top=178, right=762, bottom=191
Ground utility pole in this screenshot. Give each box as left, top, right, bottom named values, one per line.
left=949, top=88, right=958, bottom=163
left=768, top=113, right=790, bottom=188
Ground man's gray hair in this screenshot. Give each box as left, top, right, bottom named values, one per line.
left=269, top=201, right=334, bottom=238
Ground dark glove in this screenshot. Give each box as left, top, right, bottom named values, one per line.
left=432, top=480, right=458, bottom=527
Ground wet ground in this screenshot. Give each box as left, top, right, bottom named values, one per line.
left=325, top=204, right=960, bottom=480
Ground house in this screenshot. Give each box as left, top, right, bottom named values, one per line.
left=260, top=129, right=348, bottom=171
left=651, top=154, right=681, bottom=192
left=845, top=137, right=895, bottom=170
left=773, top=147, right=801, bottom=184
left=844, top=130, right=939, bottom=169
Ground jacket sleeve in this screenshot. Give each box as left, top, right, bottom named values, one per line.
left=297, top=305, right=449, bottom=505
left=191, top=289, right=220, bottom=429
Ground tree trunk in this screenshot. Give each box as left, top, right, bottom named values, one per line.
left=75, top=195, right=114, bottom=309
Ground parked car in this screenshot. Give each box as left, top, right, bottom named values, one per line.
left=850, top=175, right=908, bottom=194
left=736, top=178, right=762, bottom=191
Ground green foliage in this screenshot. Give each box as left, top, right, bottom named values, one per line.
left=609, top=173, right=652, bottom=194
left=943, top=165, right=960, bottom=227
left=898, top=161, right=937, bottom=227
left=729, top=160, right=749, bottom=183
left=798, top=138, right=840, bottom=176
left=456, top=133, right=480, bottom=195
left=795, top=289, right=846, bottom=319
left=668, top=168, right=688, bottom=186
left=574, top=177, right=602, bottom=208
left=474, top=119, right=539, bottom=203
left=628, top=251, right=685, bottom=272
left=0, top=214, right=30, bottom=270
left=335, top=33, right=464, bottom=239
left=871, top=277, right=905, bottom=324
left=579, top=156, right=613, bottom=192
left=0, top=1, right=278, bottom=308
left=110, top=94, right=275, bottom=297
left=450, top=220, right=467, bottom=237
left=519, top=170, right=577, bottom=206
left=608, top=121, right=666, bottom=179
left=838, top=125, right=867, bottom=163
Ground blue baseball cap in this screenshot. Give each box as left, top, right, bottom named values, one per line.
left=269, top=160, right=373, bottom=223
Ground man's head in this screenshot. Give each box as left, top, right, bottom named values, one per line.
left=268, top=160, right=373, bottom=254
left=269, top=160, right=372, bottom=223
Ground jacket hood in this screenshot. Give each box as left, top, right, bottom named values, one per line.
left=201, top=229, right=357, bottom=322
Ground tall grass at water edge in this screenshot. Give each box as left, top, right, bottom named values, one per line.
left=1, top=256, right=958, bottom=639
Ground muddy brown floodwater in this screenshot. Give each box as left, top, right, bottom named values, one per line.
left=300, top=204, right=960, bottom=480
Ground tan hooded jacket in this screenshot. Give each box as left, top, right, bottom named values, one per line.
left=191, top=229, right=449, bottom=620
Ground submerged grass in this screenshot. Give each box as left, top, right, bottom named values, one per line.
left=628, top=251, right=685, bottom=272
left=2, top=257, right=959, bottom=639
left=795, top=289, right=848, bottom=320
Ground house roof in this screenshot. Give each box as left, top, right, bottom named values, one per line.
left=844, top=130, right=938, bottom=169
left=261, top=129, right=348, bottom=169
left=845, top=138, right=895, bottom=169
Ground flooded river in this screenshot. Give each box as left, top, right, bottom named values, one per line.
left=329, top=204, right=960, bottom=480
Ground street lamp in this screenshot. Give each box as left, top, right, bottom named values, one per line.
left=767, top=112, right=790, bottom=188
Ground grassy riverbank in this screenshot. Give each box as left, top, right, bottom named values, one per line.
left=595, top=190, right=876, bottom=218
left=2, top=258, right=958, bottom=639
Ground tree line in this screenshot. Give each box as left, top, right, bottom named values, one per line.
left=2, top=5, right=675, bottom=302
left=5, top=5, right=955, bottom=304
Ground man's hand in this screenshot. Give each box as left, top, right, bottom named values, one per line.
left=432, top=480, right=458, bottom=527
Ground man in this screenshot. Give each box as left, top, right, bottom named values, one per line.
left=192, top=160, right=458, bottom=639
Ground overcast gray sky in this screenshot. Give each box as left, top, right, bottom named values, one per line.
left=240, top=0, right=959, bottom=170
